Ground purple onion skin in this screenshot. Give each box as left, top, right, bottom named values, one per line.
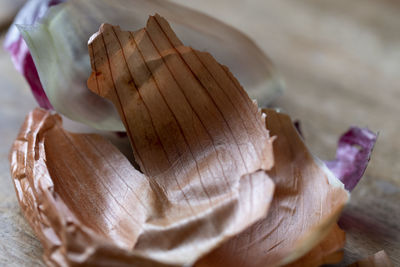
left=325, top=127, right=377, bottom=191
left=4, top=0, right=65, bottom=109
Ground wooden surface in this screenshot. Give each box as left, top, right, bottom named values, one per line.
left=0, top=0, right=399, bottom=266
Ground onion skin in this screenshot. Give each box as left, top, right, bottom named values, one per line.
left=4, top=0, right=65, bottom=109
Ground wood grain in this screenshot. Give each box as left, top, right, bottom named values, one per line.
left=1, top=0, right=399, bottom=266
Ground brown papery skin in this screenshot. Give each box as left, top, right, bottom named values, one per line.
left=9, top=109, right=175, bottom=266
left=87, top=14, right=276, bottom=265
left=348, top=251, right=394, bottom=267
left=9, top=106, right=274, bottom=266
left=196, top=109, right=349, bottom=267
left=10, top=15, right=277, bottom=266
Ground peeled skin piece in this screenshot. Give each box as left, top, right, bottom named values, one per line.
left=10, top=109, right=165, bottom=266
left=196, top=109, right=349, bottom=267
left=325, top=127, right=377, bottom=191
left=4, top=0, right=65, bottom=110
left=10, top=15, right=277, bottom=266
left=348, top=251, right=394, bottom=267
left=87, top=15, right=276, bottom=265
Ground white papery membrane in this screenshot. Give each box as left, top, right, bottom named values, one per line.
left=18, top=0, right=283, bottom=131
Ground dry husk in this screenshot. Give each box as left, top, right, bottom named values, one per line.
left=196, top=109, right=349, bottom=267
left=86, top=14, right=277, bottom=265
left=10, top=104, right=274, bottom=266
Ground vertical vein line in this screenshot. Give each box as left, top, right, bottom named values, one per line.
left=145, top=28, right=232, bottom=191
left=128, top=31, right=213, bottom=205
left=59, top=130, right=141, bottom=226
left=108, top=27, right=195, bottom=213
left=89, top=43, right=100, bottom=95
left=192, top=50, right=263, bottom=161
left=153, top=17, right=250, bottom=174
left=99, top=32, right=147, bottom=175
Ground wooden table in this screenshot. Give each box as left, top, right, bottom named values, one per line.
left=0, top=0, right=399, bottom=266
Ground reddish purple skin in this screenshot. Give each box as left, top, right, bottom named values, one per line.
left=4, top=0, right=65, bottom=109
left=7, top=39, right=53, bottom=109
left=325, top=127, right=377, bottom=191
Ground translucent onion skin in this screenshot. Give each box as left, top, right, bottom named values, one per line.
left=4, top=0, right=65, bottom=109
left=15, top=0, right=283, bottom=131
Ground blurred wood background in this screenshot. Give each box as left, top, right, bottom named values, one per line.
left=0, top=0, right=399, bottom=266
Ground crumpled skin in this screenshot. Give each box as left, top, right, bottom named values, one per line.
left=10, top=109, right=167, bottom=266
left=196, top=109, right=349, bottom=267
left=10, top=108, right=275, bottom=266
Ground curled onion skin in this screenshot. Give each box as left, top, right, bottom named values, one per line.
left=326, top=127, right=377, bottom=191
left=4, top=0, right=65, bottom=109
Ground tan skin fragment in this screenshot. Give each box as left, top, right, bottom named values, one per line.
left=10, top=108, right=275, bottom=266
left=9, top=109, right=169, bottom=267
left=196, top=109, right=349, bottom=267
left=87, top=14, right=277, bottom=265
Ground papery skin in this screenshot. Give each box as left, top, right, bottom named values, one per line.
left=86, top=15, right=277, bottom=265
left=196, top=109, right=349, bottom=267
left=4, top=0, right=64, bottom=109
left=10, top=108, right=275, bottom=266
left=9, top=108, right=174, bottom=267
left=325, top=127, right=377, bottom=191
